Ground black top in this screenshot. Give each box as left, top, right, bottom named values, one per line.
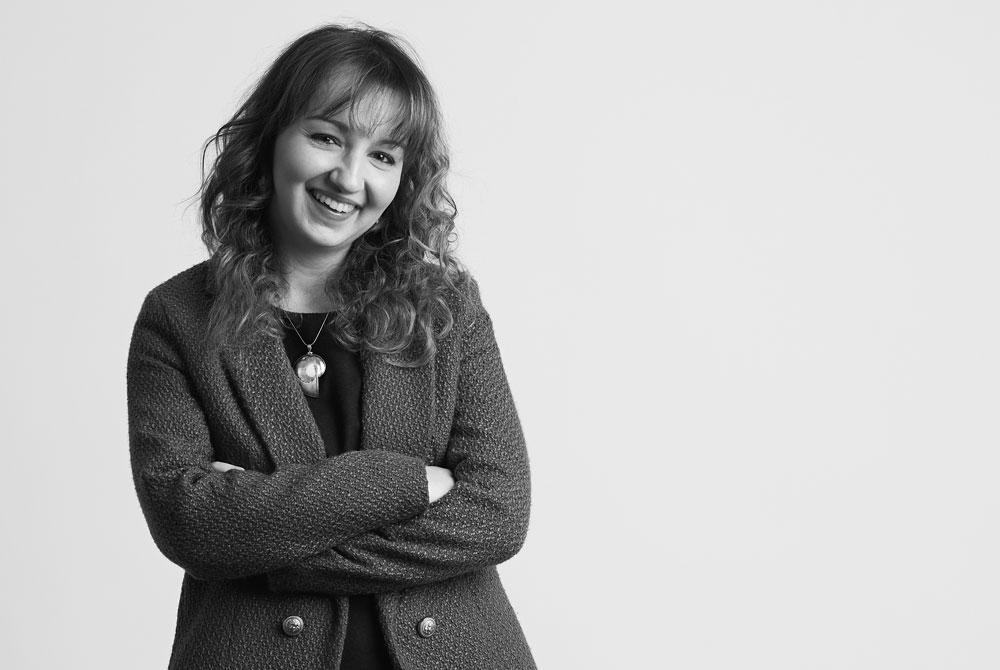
left=281, top=312, right=394, bottom=670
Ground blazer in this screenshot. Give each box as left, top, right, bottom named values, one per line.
left=127, top=262, right=535, bottom=670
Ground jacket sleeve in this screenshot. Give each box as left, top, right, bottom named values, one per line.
left=265, top=284, right=531, bottom=596
left=128, top=290, right=430, bottom=582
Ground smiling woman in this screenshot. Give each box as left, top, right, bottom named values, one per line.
left=127, top=24, right=535, bottom=670
left=197, top=25, right=459, bottom=363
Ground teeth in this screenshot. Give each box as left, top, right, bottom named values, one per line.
left=310, top=190, right=357, bottom=214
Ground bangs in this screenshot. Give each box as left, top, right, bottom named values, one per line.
left=308, top=63, right=430, bottom=151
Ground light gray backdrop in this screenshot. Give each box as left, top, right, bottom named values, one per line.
left=2, top=1, right=999, bottom=668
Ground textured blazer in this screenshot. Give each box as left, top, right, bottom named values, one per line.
left=127, top=262, right=535, bottom=670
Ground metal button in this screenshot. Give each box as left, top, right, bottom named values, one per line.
left=417, top=617, right=437, bottom=638
left=282, top=615, right=304, bottom=637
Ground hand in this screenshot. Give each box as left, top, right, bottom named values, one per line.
left=425, top=466, right=454, bottom=504
left=211, top=461, right=245, bottom=473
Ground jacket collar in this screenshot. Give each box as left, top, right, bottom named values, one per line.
left=205, top=258, right=436, bottom=466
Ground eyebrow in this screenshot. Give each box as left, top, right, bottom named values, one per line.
left=304, top=116, right=405, bottom=150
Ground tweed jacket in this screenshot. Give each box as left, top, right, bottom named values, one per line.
left=127, top=262, right=535, bottom=670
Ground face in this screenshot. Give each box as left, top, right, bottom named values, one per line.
left=267, top=93, right=405, bottom=268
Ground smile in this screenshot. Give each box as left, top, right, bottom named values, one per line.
left=309, top=189, right=359, bottom=215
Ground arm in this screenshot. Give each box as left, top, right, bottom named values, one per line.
left=128, top=290, right=430, bottom=581
left=266, top=284, right=530, bottom=595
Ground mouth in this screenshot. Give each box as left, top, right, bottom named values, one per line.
left=309, top=189, right=359, bottom=215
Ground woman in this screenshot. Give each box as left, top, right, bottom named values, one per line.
left=127, top=24, right=535, bottom=670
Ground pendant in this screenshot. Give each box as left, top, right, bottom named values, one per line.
left=294, top=349, right=326, bottom=398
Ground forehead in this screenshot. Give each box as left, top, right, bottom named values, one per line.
left=303, top=74, right=410, bottom=141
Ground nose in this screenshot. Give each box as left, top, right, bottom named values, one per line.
left=328, top=150, right=363, bottom=193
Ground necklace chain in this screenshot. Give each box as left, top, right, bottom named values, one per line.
left=285, top=312, right=331, bottom=353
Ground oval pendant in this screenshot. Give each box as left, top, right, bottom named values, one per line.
left=294, top=352, right=326, bottom=398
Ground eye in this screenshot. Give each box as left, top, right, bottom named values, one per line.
left=309, top=133, right=342, bottom=146
left=372, top=151, right=397, bottom=166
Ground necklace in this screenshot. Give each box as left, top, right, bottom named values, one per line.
left=284, top=311, right=331, bottom=398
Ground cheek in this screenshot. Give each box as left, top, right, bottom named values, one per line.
left=376, top=173, right=403, bottom=207
left=274, top=138, right=320, bottom=187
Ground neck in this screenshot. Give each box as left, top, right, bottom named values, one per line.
left=275, top=251, right=342, bottom=313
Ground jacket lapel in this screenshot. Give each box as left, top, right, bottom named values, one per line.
left=221, top=335, right=326, bottom=468
left=222, top=336, right=436, bottom=467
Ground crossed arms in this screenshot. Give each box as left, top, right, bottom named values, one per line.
left=127, top=282, right=529, bottom=594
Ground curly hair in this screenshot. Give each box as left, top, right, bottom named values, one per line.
left=199, top=24, right=465, bottom=365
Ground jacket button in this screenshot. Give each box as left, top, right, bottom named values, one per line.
left=417, top=617, right=437, bottom=638
left=282, top=615, right=304, bottom=637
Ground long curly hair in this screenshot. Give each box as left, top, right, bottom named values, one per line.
left=199, top=24, right=465, bottom=365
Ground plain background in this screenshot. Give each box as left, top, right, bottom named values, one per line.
left=2, top=1, right=999, bottom=668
